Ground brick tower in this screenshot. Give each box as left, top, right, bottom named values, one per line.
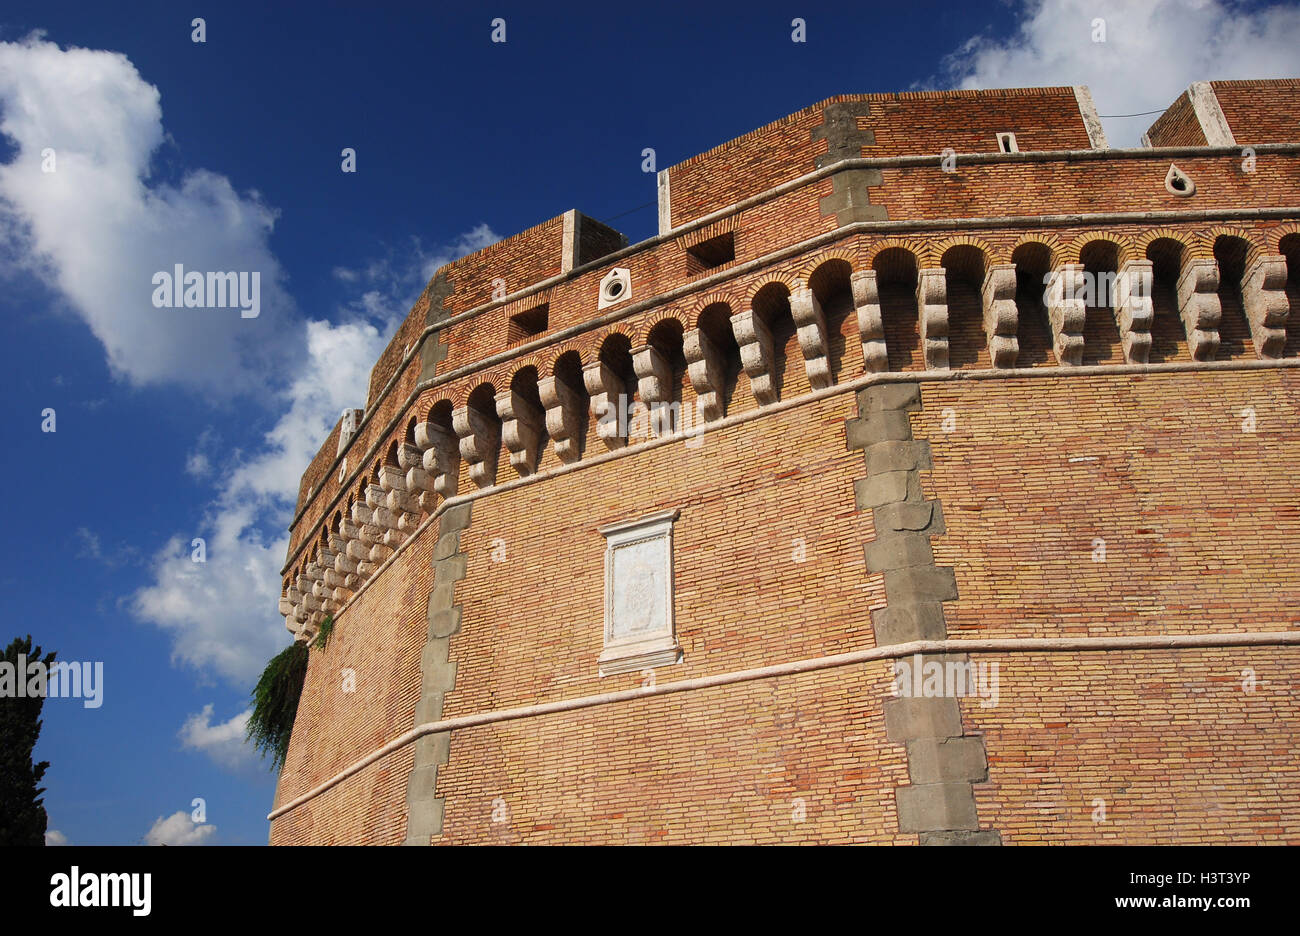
left=271, top=80, right=1300, bottom=845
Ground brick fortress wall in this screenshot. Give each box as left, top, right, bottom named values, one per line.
left=270, top=80, right=1300, bottom=845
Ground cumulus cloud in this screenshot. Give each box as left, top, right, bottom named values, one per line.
left=129, top=318, right=389, bottom=682
left=0, top=35, right=498, bottom=687
left=45, top=829, right=68, bottom=846
left=0, top=35, right=293, bottom=395
left=934, top=0, right=1300, bottom=146
left=143, top=811, right=216, bottom=846
left=179, top=704, right=257, bottom=772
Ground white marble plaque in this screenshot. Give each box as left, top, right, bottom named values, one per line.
left=609, top=533, right=668, bottom=642
left=598, top=509, right=681, bottom=675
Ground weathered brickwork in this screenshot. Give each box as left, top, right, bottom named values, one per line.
left=1212, top=79, right=1300, bottom=146
left=270, top=80, right=1300, bottom=845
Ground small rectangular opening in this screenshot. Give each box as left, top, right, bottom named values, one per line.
left=507, top=304, right=549, bottom=344
left=686, top=232, right=735, bottom=273
left=997, top=132, right=1019, bottom=154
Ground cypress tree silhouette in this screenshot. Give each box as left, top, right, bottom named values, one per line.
left=0, top=635, right=55, bottom=845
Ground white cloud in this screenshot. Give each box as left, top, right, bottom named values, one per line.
left=0, top=35, right=294, bottom=395
left=179, top=704, right=257, bottom=771
left=0, top=34, right=499, bottom=688
left=143, top=811, right=216, bottom=846
left=185, top=452, right=211, bottom=478
left=935, top=0, right=1300, bottom=146
left=45, top=829, right=68, bottom=846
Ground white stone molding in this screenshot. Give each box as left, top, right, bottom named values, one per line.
left=583, top=359, right=628, bottom=449
left=495, top=385, right=546, bottom=476
left=1113, top=260, right=1154, bottom=363
left=683, top=327, right=727, bottom=422
left=1045, top=264, right=1087, bottom=365
left=1240, top=255, right=1290, bottom=359
left=981, top=263, right=1019, bottom=368
left=598, top=268, right=632, bottom=309
left=730, top=308, right=778, bottom=405
left=790, top=285, right=833, bottom=390
left=916, top=268, right=948, bottom=370
left=538, top=372, right=586, bottom=463
left=1177, top=258, right=1221, bottom=360
left=850, top=270, right=889, bottom=374
left=413, top=420, right=460, bottom=501
left=452, top=403, right=501, bottom=489
left=631, top=343, right=675, bottom=434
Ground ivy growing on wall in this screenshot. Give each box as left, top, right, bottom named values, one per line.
left=247, top=641, right=310, bottom=771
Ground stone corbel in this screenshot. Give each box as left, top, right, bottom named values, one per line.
left=981, top=263, right=1019, bottom=368
left=1241, top=255, right=1289, bottom=358
left=1045, top=264, right=1086, bottom=365
left=850, top=270, right=889, bottom=373
left=382, top=527, right=408, bottom=549
left=790, top=285, right=832, bottom=389
left=538, top=373, right=585, bottom=463
left=729, top=309, right=778, bottom=405
left=683, top=327, right=726, bottom=422
left=583, top=359, right=627, bottom=449
left=413, top=421, right=460, bottom=502
left=365, top=483, right=401, bottom=532
left=396, top=442, right=422, bottom=471
left=1176, top=258, right=1221, bottom=360
left=380, top=465, right=420, bottom=519
left=452, top=404, right=501, bottom=489
left=1113, top=260, right=1154, bottom=363
left=915, top=269, right=948, bottom=370
left=495, top=385, right=545, bottom=476
left=632, top=343, right=675, bottom=434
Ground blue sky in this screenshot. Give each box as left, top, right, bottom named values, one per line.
left=0, top=0, right=1295, bottom=845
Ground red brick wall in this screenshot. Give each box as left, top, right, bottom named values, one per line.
left=666, top=88, right=1092, bottom=228
left=270, top=531, right=432, bottom=845
left=919, top=370, right=1300, bottom=843
left=1142, top=91, right=1206, bottom=147
left=1212, top=79, right=1300, bottom=146
left=270, top=366, right=1300, bottom=844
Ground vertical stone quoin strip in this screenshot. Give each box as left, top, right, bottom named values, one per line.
left=846, top=382, right=1001, bottom=846
left=418, top=272, right=453, bottom=382
left=403, top=502, right=472, bottom=846
left=812, top=101, right=888, bottom=226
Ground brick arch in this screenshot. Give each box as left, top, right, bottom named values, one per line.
left=744, top=273, right=799, bottom=309
left=863, top=236, right=926, bottom=268
left=505, top=352, right=546, bottom=381
left=685, top=290, right=741, bottom=321
left=414, top=388, right=449, bottom=422
left=1134, top=227, right=1201, bottom=262
left=477, top=366, right=515, bottom=397
left=794, top=247, right=860, bottom=282
left=926, top=234, right=993, bottom=268
left=1064, top=232, right=1133, bottom=268
left=1204, top=225, right=1265, bottom=270
left=635, top=307, right=691, bottom=346
left=587, top=324, right=637, bottom=364
left=741, top=268, right=800, bottom=295
left=447, top=378, right=486, bottom=409
left=1271, top=222, right=1300, bottom=254
left=539, top=340, right=584, bottom=374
